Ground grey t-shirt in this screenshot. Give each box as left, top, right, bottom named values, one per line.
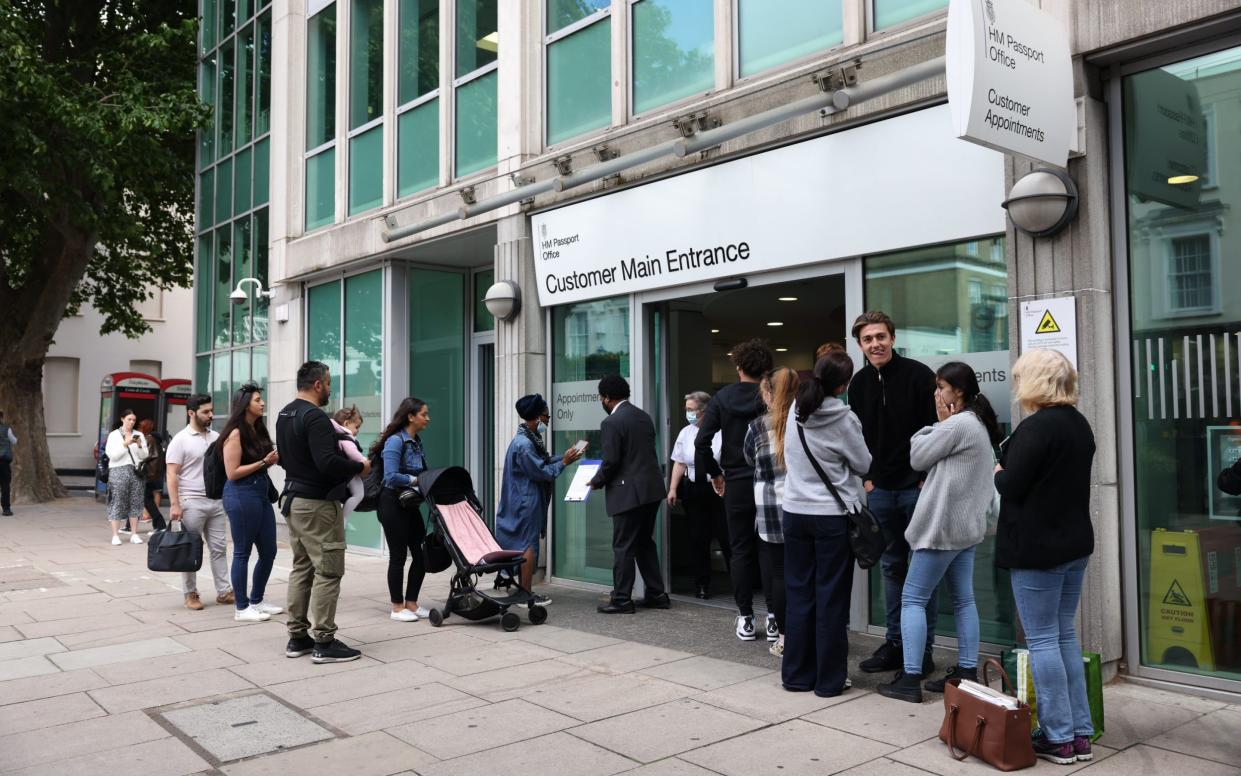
left=164, top=426, right=220, bottom=499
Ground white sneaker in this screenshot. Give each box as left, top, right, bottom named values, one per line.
left=130, top=534, right=144, bottom=544
left=390, top=609, right=418, bottom=622
left=765, top=613, right=779, bottom=642
left=736, top=614, right=756, bottom=641
left=253, top=602, right=284, bottom=615
left=234, top=605, right=271, bottom=623
left=413, top=606, right=431, bottom=618
left=111, top=536, right=122, bottom=546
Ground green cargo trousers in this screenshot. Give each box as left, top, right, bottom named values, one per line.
left=285, top=496, right=347, bottom=644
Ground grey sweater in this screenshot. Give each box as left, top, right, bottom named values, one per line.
left=905, top=411, right=995, bottom=551
left=782, top=397, right=872, bottom=516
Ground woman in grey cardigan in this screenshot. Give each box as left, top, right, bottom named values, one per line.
left=878, top=361, right=1002, bottom=704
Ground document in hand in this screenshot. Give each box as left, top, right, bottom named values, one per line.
left=957, top=679, right=1018, bottom=710
left=563, top=460, right=601, bottom=502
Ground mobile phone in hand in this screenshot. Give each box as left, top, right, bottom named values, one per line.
left=572, top=439, right=588, bottom=454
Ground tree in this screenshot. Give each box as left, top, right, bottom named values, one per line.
left=0, top=0, right=208, bottom=502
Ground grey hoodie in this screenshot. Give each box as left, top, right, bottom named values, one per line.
left=782, top=397, right=872, bottom=515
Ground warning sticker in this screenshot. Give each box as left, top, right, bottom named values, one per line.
left=1020, top=297, right=1077, bottom=368
left=1162, top=579, right=1191, bottom=607
left=1035, top=310, right=1061, bottom=334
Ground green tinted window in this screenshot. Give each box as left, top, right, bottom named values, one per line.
left=231, top=219, right=252, bottom=344
left=236, top=24, right=254, bottom=144
left=307, top=280, right=342, bottom=389
left=213, top=226, right=232, bottom=349
left=738, top=0, right=842, bottom=77
left=409, top=269, right=465, bottom=470
left=872, top=0, right=946, bottom=30
left=473, top=268, right=494, bottom=332
left=547, top=17, right=611, bottom=145
left=222, top=0, right=235, bottom=38
left=231, top=349, right=251, bottom=397
left=233, top=146, right=252, bottom=216
left=251, top=345, right=268, bottom=392
left=349, top=126, right=383, bottom=215
left=632, top=0, right=713, bottom=115
left=350, top=0, right=384, bottom=129
left=399, top=0, right=438, bottom=103
left=398, top=98, right=439, bottom=196
left=256, top=11, right=272, bottom=135
left=201, top=0, right=217, bottom=52
left=214, top=156, right=232, bottom=224
left=456, top=0, right=497, bottom=77
left=199, top=57, right=216, bottom=167
left=212, top=352, right=230, bottom=422
left=253, top=136, right=270, bottom=205
left=344, top=269, right=384, bottom=455
left=218, top=39, right=235, bottom=153
left=547, top=0, right=608, bottom=33
left=196, top=234, right=213, bottom=352
left=252, top=209, right=269, bottom=342
left=196, top=355, right=211, bottom=394
left=307, top=6, right=337, bottom=149
left=198, top=169, right=214, bottom=228
left=305, top=147, right=335, bottom=231
left=455, top=70, right=496, bottom=176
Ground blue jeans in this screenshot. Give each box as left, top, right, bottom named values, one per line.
left=1010, top=556, right=1094, bottom=744
left=869, top=486, right=937, bottom=652
left=901, top=547, right=979, bottom=674
left=223, top=473, right=277, bottom=610
left=782, top=512, right=854, bottom=697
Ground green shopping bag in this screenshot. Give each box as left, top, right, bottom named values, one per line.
left=999, top=649, right=1104, bottom=742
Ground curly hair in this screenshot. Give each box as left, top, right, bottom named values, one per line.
left=731, top=338, right=773, bottom=379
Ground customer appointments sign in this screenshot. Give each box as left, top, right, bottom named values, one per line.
left=946, top=0, right=1074, bottom=166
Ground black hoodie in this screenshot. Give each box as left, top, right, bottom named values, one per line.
left=696, top=382, right=765, bottom=482
left=847, top=351, right=937, bottom=490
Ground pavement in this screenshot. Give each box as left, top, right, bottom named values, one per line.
left=1, top=499, right=1239, bottom=776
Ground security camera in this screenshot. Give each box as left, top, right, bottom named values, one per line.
left=229, top=288, right=248, bottom=305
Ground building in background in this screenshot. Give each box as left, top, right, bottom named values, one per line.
left=194, top=0, right=1241, bottom=697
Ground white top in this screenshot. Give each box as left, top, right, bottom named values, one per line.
left=671, top=424, right=721, bottom=483
left=164, top=425, right=220, bottom=499
left=6, top=429, right=14, bottom=445
left=105, top=429, right=149, bottom=469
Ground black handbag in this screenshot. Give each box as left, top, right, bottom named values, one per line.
left=796, top=424, right=889, bottom=569
left=422, top=530, right=452, bottom=573
left=147, top=523, right=203, bottom=573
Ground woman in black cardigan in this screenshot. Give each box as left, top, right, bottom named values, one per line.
left=995, top=349, right=1095, bottom=766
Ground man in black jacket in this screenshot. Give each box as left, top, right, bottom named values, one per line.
left=276, top=361, right=370, bottom=664
left=696, top=339, right=771, bottom=641
left=847, top=312, right=939, bottom=674
left=589, top=375, right=669, bottom=614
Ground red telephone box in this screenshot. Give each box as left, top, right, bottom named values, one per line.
left=160, top=379, right=193, bottom=440
left=95, top=373, right=161, bottom=493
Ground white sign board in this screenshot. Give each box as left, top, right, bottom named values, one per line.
left=531, top=106, right=1005, bottom=307
left=1020, top=297, right=1077, bottom=368
left=921, top=350, right=1013, bottom=425
left=551, top=380, right=607, bottom=431
left=946, top=0, right=1074, bottom=166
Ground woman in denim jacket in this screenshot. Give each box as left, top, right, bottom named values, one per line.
left=369, top=397, right=430, bottom=622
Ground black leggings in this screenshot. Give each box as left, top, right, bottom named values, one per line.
left=377, top=488, right=426, bottom=604
left=144, top=482, right=167, bottom=531
left=759, top=538, right=786, bottom=633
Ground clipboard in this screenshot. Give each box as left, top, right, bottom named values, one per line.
left=564, top=460, right=601, bottom=503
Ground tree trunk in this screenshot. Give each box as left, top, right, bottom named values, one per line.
left=0, top=360, right=68, bottom=502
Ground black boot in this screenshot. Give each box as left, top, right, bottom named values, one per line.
left=877, top=671, right=924, bottom=703
left=924, top=664, right=977, bottom=693
left=860, top=640, right=902, bottom=673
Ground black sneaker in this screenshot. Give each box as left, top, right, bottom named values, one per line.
left=523, top=594, right=553, bottom=608
left=860, top=640, right=901, bottom=673
left=312, top=638, right=362, bottom=664
left=924, top=664, right=976, bottom=693
left=118, top=526, right=132, bottom=534
left=285, top=636, right=315, bottom=658
left=877, top=670, right=924, bottom=704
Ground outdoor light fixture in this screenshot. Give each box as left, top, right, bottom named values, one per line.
left=483, top=280, right=522, bottom=322
left=1001, top=168, right=1079, bottom=238
left=229, top=277, right=274, bottom=305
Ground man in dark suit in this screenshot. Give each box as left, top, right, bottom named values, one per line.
left=589, top=375, right=670, bottom=614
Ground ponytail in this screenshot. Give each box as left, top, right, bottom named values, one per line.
left=796, top=351, right=854, bottom=423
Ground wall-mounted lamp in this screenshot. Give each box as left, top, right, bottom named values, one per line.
left=229, top=277, right=275, bottom=305
left=1001, top=168, right=1079, bottom=238
left=483, top=280, right=522, bottom=322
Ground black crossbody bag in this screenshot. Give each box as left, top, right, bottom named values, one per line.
left=796, top=424, right=888, bottom=569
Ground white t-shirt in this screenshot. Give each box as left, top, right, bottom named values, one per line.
left=671, top=424, right=721, bottom=483
left=164, top=425, right=220, bottom=499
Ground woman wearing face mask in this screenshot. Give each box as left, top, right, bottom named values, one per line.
left=495, top=394, right=583, bottom=605
left=668, top=392, right=727, bottom=600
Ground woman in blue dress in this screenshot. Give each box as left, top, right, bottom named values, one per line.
left=494, top=394, right=583, bottom=606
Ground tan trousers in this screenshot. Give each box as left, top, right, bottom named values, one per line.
left=285, top=496, right=346, bottom=643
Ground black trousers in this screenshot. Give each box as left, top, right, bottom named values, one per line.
left=0, top=459, right=10, bottom=511
left=377, top=488, right=427, bottom=604
left=758, top=538, right=786, bottom=633
left=723, top=477, right=758, bottom=616
left=781, top=511, right=854, bottom=697
left=610, top=501, right=665, bottom=603
left=144, top=481, right=167, bottom=530
left=685, top=479, right=730, bottom=587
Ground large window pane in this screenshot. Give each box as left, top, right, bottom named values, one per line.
left=236, top=23, right=254, bottom=145
left=256, top=11, right=272, bottom=135
left=253, top=209, right=269, bottom=342
left=252, top=345, right=268, bottom=392
left=199, top=56, right=216, bottom=167
left=307, top=6, right=337, bottom=149
left=222, top=0, right=236, bottom=38
left=1124, top=48, right=1241, bottom=684
left=873, top=0, right=946, bottom=30
left=632, top=0, right=714, bottom=115
left=551, top=297, right=629, bottom=584
left=231, top=349, right=251, bottom=398
left=233, top=146, right=252, bottom=215
left=456, top=0, right=497, bottom=77
left=547, top=18, right=611, bottom=145
left=350, top=0, right=384, bottom=129
left=548, top=0, right=608, bottom=34
left=455, top=70, right=497, bottom=176
left=212, top=352, right=230, bottom=427
left=399, top=0, right=439, bottom=103
left=195, top=234, right=213, bottom=353
left=253, top=136, right=270, bottom=205
left=738, top=0, right=842, bottom=78
left=473, top=268, right=494, bottom=332
left=307, top=280, right=342, bottom=400
left=195, top=355, right=211, bottom=395
left=201, top=0, right=217, bottom=52
left=398, top=99, right=439, bottom=196
left=218, top=39, right=235, bottom=154
left=198, top=169, right=214, bottom=228
left=349, top=126, right=383, bottom=215
left=214, top=157, right=232, bottom=224
left=305, top=147, right=336, bottom=231
left=213, top=226, right=233, bottom=349
left=231, top=219, right=252, bottom=344
left=864, top=236, right=1015, bottom=645
left=409, top=269, right=465, bottom=472
left=345, top=270, right=384, bottom=467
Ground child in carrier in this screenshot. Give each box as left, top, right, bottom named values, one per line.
left=331, top=406, right=366, bottom=522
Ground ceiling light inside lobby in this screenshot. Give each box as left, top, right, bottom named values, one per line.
left=1167, top=174, right=1199, bottom=185
left=778, top=297, right=798, bottom=302
left=767, top=321, right=783, bottom=326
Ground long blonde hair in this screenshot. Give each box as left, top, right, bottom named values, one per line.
left=763, top=367, right=800, bottom=470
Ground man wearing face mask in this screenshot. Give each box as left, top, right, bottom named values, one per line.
left=495, top=394, right=583, bottom=605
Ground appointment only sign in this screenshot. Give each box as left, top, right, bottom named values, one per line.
left=946, top=0, right=1074, bottom=166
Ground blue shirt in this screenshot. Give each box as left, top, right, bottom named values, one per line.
left=382, top=431, right=427, bottom=489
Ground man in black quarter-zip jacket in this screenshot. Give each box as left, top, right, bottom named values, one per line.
left=847, top=311, right=939, bottom=676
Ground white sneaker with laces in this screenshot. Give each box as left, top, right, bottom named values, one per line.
left=130, top=534, right=144, bottom=544
left=413, top=606, right=431, bottom=618
left=253, top=602, right=284, bottom=615
left=111, top=536, right=122, bottom=546
left=765, top=613, right=779, bottom=642
left=736, top=614, right=756, bottom=641
left=390, top=609, right=418, bottom=622
left=234, top=605, right=271, bottom=623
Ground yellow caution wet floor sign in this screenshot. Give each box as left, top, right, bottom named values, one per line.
left=1035, top=309, right=1061, bottom=334
left=1147, top=529, right=1215, bottom=671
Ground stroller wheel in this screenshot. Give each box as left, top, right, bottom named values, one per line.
left=428, top=608, right=444, bottom=627
left=500, top=611, right=521, bottom=632
left=528, top=605, right=548, bottom=625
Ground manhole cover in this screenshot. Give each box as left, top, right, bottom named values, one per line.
left=158, top=693, right=334, bottom=762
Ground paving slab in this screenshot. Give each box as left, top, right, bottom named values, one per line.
left=621, top=759, right=722, bottom=776
left=1068, top=744, right=1241, bottom=776
left=0, top=654, right=59, bottom=681
left=526, top=669, right=696, bottom=722
left=692, top=674, right=857, bottom=724
left=388, top=698, right=581, bottom=759
left=419, top=731, right=636, bottom=776
left=559, top=641, right=696, bottom=674
left=1096, top=690, right=1203, bottom=749
left=639, top=655, right=774, bottom=691
left=308, top=681, right=488, bottom=734
left=335, top=618, right=442, bottom=645
left=802, top=692, right=943, bottom=747
left=887, top=737, right=1116, bottom=775
left=0, top=691, right=106, bottom=736
left=0, top=709, right=170, bottom=772
left=0, top=635, right=66, bottom=661
left=56, top=620, right=190, bottom=650
left=13, top=611, right=142, bottom=639
left=88, top=666, right=256, bottom=713
left=1102, top=681, right=1230, bottom=715
left=1147, top=707, right=1241, bottom=767
left=416, top=638, right=565, bottom=676
left=569, top=698, right=767, bottom=763
left=220, top=730, right=437, bottom=776
left=509, top=624, right=624, bottom=654
left=5, top=735, right=210, bottom=776
left=228, top=653, right=384, bottom=686
left=443, top=658, right=600, bottom=702
left=0, top=609, right=33, bottom=626
left=0, top=624, right=21, bottom=642
left=358, top=630, right=484, bottom=664
left=682, top=718, right=896, bottom=776
left=837, top=758, right=937, bottom=776
left=50, top=635, right=190, bottom=671
left=0, top=666, right=107, bottom=706
left=266, top=660, right=452, bottom=708
left=93, top=646, right=243, bottom=685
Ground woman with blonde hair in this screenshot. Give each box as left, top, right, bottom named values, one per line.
left=743, top=366, right=799, bottom=655
left=995, top=349, right=1096, bottom=764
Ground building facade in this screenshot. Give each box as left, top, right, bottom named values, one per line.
left=194, top=0, right=1241, bottom=697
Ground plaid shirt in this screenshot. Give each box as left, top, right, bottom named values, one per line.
left=743, top=415, right=784, bottom=543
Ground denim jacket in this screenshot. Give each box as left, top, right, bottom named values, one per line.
left=381, top=430, right=427, bottom=489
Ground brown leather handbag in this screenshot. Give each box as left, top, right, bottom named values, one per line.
left=938, top=658, right=1036, bottom=771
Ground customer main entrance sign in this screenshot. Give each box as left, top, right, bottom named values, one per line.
left=946, top=0, right=1074, bottom=166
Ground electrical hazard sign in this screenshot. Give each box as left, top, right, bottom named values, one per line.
left=1021, top=296, right=1077, bottom=368
left=1035, top=310, right=1061, bottom=334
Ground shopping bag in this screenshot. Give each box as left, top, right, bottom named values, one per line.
left=1000, top=648, right=1104, bottom=742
